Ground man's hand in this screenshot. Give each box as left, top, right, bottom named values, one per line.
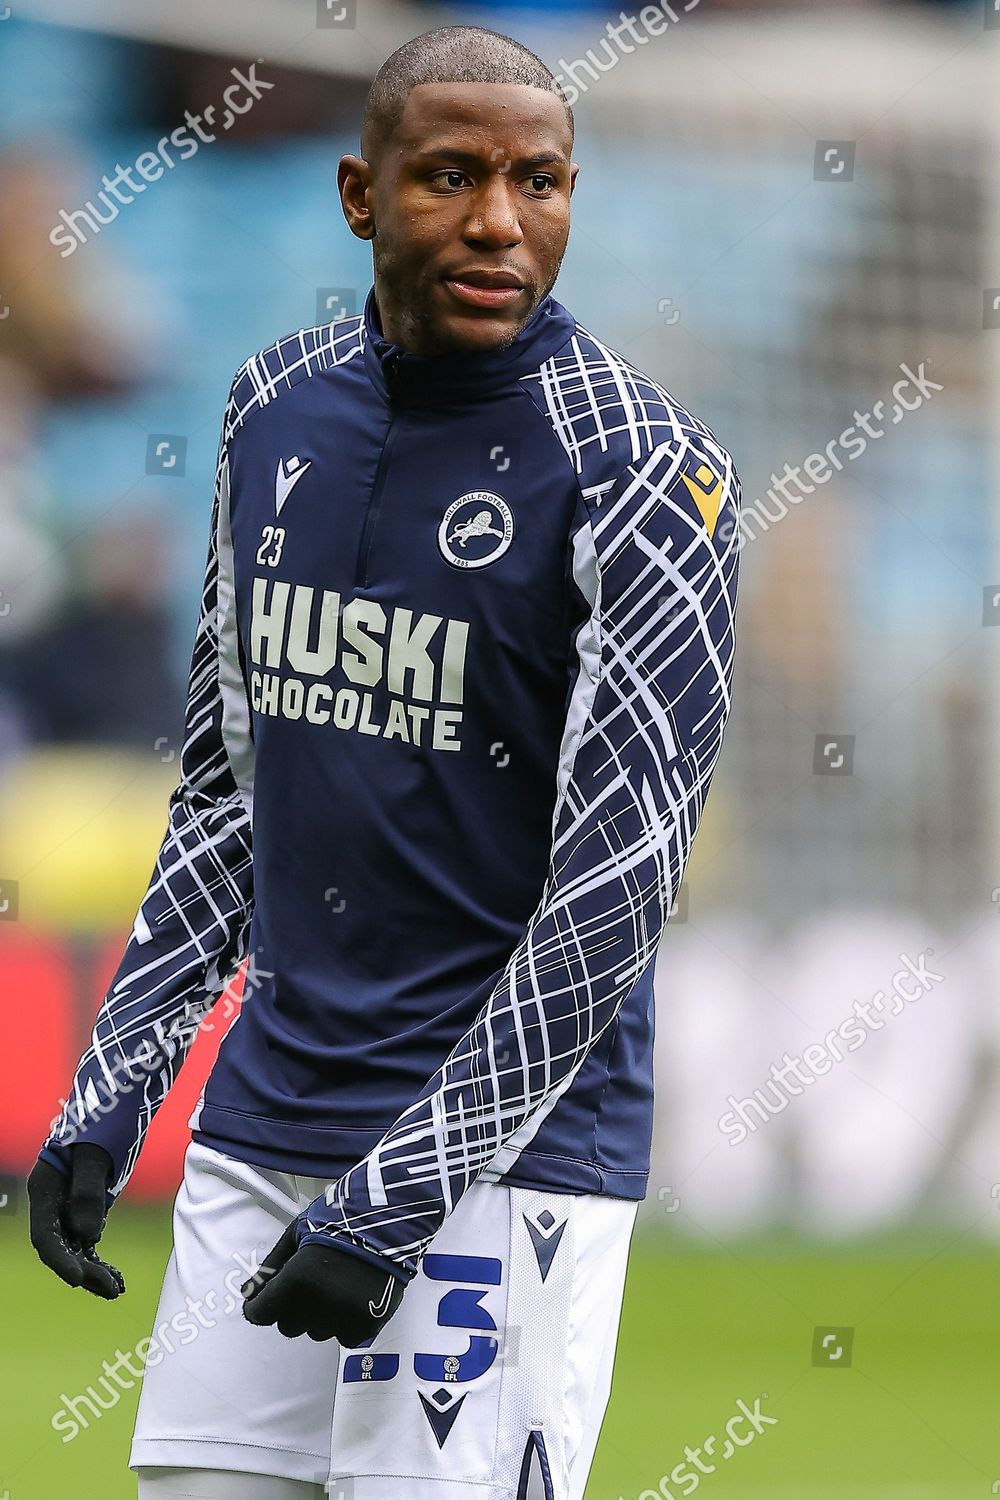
left=241, top=1223, right=404, bottom=1345
left=27, top=1144, right=125, bottom=1299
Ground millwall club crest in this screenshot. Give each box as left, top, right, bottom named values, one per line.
left=438, top=491, right=514, bottom=570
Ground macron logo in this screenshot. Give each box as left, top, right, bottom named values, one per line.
left=275, top=455, right=311, bottom=516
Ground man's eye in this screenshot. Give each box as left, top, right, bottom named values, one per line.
left=431, top=170, right=469, bottom=189
left=525, top=175, right=556, bottom=194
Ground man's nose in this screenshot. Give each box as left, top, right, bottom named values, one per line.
left=462, top=175, right=524, bottom=247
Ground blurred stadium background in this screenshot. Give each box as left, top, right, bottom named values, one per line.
left=1, top=0, right=999, bottom=1496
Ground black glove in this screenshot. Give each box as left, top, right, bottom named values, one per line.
left=26, top=1144, right=125, bottom=1299
left=241, top=1222, right=404, bottom=1345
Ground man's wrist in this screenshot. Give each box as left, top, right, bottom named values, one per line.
left=38, top=1143, right=116, bottom=1211
left=295, top=1229, right=411, bottom=1282
left=37, top=1146, right=73, bottom=1178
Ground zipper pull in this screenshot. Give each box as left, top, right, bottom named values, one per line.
left=384, top=351, right=401, bottom=392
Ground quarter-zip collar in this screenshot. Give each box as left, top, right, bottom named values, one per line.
left=361, top=282, right=577, bottom=408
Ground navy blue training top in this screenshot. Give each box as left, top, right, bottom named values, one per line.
left=41, top=286, right=740, bottom=1279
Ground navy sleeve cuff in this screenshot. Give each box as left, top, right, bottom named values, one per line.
left=37, top=1145, right=72, bottom=1178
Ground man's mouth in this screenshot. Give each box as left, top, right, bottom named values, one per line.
left=441, top=272, right=526, bottom=310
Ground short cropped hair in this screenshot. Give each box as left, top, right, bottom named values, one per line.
left=361, top=25, right=574, bottom=168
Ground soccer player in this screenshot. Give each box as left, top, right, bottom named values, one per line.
left=27, top=24, right=740, bottom=1500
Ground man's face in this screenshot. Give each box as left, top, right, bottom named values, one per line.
left=339, top=82, right=578, bottom=356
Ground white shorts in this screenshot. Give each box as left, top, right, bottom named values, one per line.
left=129, top=1141, right=638, bottom=1500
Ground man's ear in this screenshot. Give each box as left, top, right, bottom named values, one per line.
left=338, top=155, right=376, bottom=242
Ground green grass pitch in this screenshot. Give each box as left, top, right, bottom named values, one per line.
left=2, top=1209, right=997, bottom=1498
